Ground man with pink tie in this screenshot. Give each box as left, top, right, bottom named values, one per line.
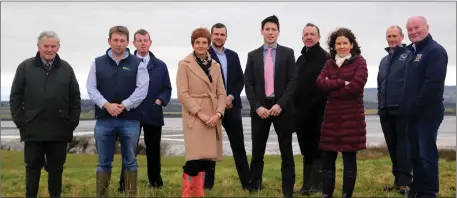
left=244, top=15, right=298, bottom=198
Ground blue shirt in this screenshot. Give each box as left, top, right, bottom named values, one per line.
left=211, top=45, right=228, bottom=85
left=86, top=49, right=149, bottom=111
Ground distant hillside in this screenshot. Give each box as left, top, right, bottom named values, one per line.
left=1, top=86, right=455, bottom=118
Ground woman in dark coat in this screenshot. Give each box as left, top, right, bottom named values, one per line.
left=316, top=27, right=368, bottom=198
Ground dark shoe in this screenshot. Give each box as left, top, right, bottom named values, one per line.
left=247, top=178, right=262, bottom=193
left=124, top=170, right=137, bottom=197
left=96, top=171, right=111, bottom=197
left=295, top=162, right=313, bottom=195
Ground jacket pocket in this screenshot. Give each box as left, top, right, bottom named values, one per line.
left=187, top=98, right=204, bottom=128
left=57, top=109, right=73, bottom=129
left=20, top=110, right=41, bottom=130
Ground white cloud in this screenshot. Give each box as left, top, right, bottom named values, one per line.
left=1, top=2, right=455, bottom=101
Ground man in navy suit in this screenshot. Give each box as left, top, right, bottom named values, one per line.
left=204, top=23, right=250, bottom=190
left=118, top=29, right=172, bottom=191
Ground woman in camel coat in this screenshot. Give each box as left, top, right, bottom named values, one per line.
left=176, top=27, right=226, bottom=197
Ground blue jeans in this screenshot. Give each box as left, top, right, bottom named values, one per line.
left=407, top=112, right=444, bottom=198
left=94, top=119, right=140, bottom=172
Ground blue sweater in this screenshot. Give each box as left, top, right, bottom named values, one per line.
left=402, top=34, right=448, bottom=118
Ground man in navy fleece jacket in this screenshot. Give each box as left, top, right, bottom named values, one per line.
left=402, top=16, right=448, bottom=198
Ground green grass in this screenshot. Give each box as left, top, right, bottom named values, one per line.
left=1, top=149, right=455, bottom=197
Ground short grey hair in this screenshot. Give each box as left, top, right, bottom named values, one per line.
left=37, top=30, right=60, bottom=44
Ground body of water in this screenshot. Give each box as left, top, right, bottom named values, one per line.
left=1, top=116, right=455, bottom=155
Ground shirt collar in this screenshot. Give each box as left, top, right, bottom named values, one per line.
left=136, top=52, right=150, bottom=62
left=211, top=45, right=226, bottom=54
left=107, top=49, right=129, bottom=61
left=41, top=57, right=54, bottom=65
left=263, top=43, right=278, bottom=51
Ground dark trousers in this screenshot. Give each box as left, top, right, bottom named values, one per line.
left=24, top=141, right=67, bottom=197
left=119, top=124, right=163, bottom=189
left=379, top=108, right=412, bottom=186
left=322, top=151, right=357, bottom=197
left=407, top=112, right=443, bottom=198
left=183, top=160, right=213, bottom=176
left=296, top=105, right=324, bottom=163
left=205, top=107, right=250, bottom=189
left=248, top=99, right=295, bottom=197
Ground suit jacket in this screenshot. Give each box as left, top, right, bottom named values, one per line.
left=208, top=47, right=244, bottom=108
left=244, top=44, right=297, bottom=115
left=134, top=50, right=172, bottom=126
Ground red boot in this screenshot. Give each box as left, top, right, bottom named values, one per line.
left=182, top=172, right=193, bottom=198
left=192, top=172, right=206, bottom=197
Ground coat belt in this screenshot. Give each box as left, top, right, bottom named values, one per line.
left=189, top=92, right=220, bottom=140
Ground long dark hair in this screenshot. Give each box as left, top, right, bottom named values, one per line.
left=327, top=27, right=361, bottom=59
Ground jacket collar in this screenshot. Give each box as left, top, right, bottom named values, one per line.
left=301, top=42, right=322, bottom=55
left=384, top=43, right=407, bottom=54
left=407, top=34, right=433, bottom=52
left=183, top=53, right=218, bottom=86
left=33, top=51, right=61, bottom=68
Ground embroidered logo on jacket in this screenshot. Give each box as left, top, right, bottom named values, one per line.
left=414, top=54, right=422, bottom=62
left=399, top=53, right=408, bottom=61
left=122, top=66, right=131, bottom=71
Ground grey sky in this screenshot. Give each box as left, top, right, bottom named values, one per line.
left=1, top=2, right=456, bottom=100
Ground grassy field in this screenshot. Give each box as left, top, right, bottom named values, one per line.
left=1, top=149, right=455, bottom=197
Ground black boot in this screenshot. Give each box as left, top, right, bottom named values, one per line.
left=322, top=169, right=335, bottom=198
left=342, top=170, right=357, bottom=198
left=295, top=161, right=313, bottom=195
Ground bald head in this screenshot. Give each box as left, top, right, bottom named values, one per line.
left=386, top=25, right=404, bottom=48
left=406, top=16, right=430, bottom=43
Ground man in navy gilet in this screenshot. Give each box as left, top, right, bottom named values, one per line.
left=377, top=25, right=412, bottom=195
left=118, top=29, right=172, bottom=191
left=403, top=16, right=448, bottom=198
left=86, top=25, right=149, bottom=197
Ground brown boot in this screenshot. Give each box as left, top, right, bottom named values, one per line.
left=96, top=171, right=111, bottom=197
left=124, top=170, right=137, bottom=197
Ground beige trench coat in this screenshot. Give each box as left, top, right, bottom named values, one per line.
left=176, top=53, right=226, bottom=161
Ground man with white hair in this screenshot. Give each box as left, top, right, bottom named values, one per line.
left=9, top=30, right=81, bottom=197
left=402, top=16, right=448, bottom=198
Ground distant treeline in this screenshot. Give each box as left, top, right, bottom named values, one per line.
left=1, top=86, right=455, bottom=119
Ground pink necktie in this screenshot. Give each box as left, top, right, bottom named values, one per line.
left=264, top=48, right=274, bottom=96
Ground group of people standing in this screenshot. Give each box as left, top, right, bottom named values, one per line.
left=9, top=13, right=447, bottom=198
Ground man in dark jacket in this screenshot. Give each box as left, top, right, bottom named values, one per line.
left=403, top=16, right=448, bottom=198
left=294, top=23, right=330, bottom=196
left=205, top=23, right=250, bottom=190
left=9, top=30, right=81, bottom=197
left=377, top=25, right=412, bottom=195
left=86, top=26, right=149, bottom=196
left=118, top=29, right=172, bottom=191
